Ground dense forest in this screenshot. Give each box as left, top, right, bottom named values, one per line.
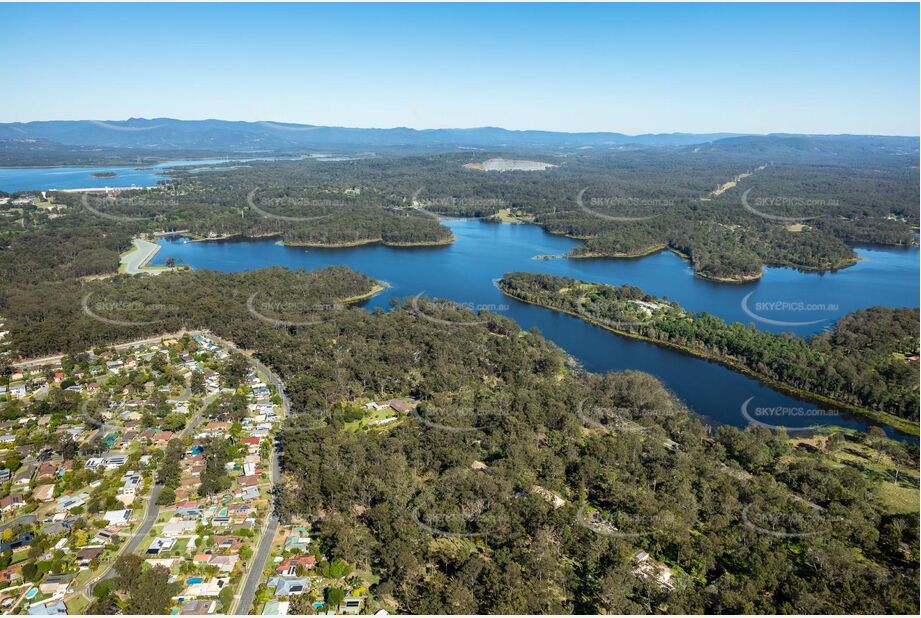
left=1, top=137, right=918, bottom=614
left=4, top=136, right=917, bottom=283
left=498, top=273, right=920, bottom=432
left=1, top=268, right=917, bottom=614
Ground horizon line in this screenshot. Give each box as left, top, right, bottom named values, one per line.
left=1, top=117, right=918, bottom=139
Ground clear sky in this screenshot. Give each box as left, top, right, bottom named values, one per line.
left=1, top=2, right=918, bottom=135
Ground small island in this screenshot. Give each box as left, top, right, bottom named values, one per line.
left=91, top=171, right=118, bottom=178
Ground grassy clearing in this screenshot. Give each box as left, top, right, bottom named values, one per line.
left=790, top=432, right=919, bottom=515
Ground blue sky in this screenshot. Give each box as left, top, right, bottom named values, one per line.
left=1, top=2, right=918, bottom=135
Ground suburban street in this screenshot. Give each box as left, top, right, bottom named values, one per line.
left=227, top=341, right=289, bottom=616
left=81, top=391, right=211, bottom=601
left=233, top=449, right=281, bottom=615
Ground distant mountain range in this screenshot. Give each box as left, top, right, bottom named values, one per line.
left=0, top=118, right=746, bottom=150
left=0, top=118, right=916, bottom=158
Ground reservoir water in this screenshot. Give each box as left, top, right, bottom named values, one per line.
left=0, top=155, right=360, bottom=192
left=152, top=218, right=920, bottom=439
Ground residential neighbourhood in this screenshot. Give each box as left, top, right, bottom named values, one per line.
left=0, top=333, right=396, bottom=615
left=0, top=329, right=405, bottom=615
left=0, top=333, right=298, bottom=615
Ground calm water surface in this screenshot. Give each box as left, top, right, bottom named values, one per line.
left=154, top=219, right=920, bottom=439
left=0, top=155, right=360, bottom=192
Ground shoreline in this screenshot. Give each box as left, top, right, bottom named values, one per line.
left=53, top=185, right=160, bottom=193
left=498, top=285, right=919, bottom=437
left=119, top=238, right=167, bottom=274
left=340, top=283, right=387, bottom=304
left=184, top=233, right=455, bottom=249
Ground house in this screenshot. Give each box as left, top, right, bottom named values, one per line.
left=240, top=486, right=260, bottom=501
left=0, top=531, right=34, bottom=552
left=387, top=398, right=419, bottom=414
left=33, top=484, right=56, bottom=502
left=176, top=506, right=203, bottom=519
left=146, top=537, right=175, bottom=555
left=340, top=596, right=364, bottom=615
left=42, top=518, right=76, bottom=537
left=182, top=577, right=228, bottom=599
left=146, top=558, right=180, bottom=570
left=262, top=601, right=290, bottom=615
left=117, top=473, right=142, bottom=505
left=236, top=475, right=259, bottom=487
left=0, top=468, right=10, bottom=482
left=103, top=454, right=127, bottom=470
left=36, top=462, right=57, bottom=481
left=283, top=527, right=311, bottom=552
left=275, top=555, right=316, bottom=575
left=162, top=520, right=197, bottom=538
left=0, top=565, right=22, bottom=584
left=56, top=492, right=89, bottom=512
left=269, top=576, right=309, bottom=596
left=27, top=601, right=68, bottom=616
left=8, top=383, right=26, bottom=399
left=180, top=600, right=218, bottom=615
left=76, top=546, right=105, bottom=568
left=209, top=554, right=239, bottom=573
left=0, top=493, right=24, bottom=512
left=38, top=573, right=75, bottom=595
left=212, top=535, right=245, bottom=551
left=103, top=509, right=132, bottom=526
left=13, top=464, right=35, bottom=485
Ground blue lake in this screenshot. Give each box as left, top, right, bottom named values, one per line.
left=153, top=219, right=920, bottom=439
left=0, top=155, right=354, bottom=192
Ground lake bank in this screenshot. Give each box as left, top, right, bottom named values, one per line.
left=119, top=238, right=167, bottom=275
left=498, top=282, right=918, bottom=437
left=149, top=218, right=920, bottom=439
